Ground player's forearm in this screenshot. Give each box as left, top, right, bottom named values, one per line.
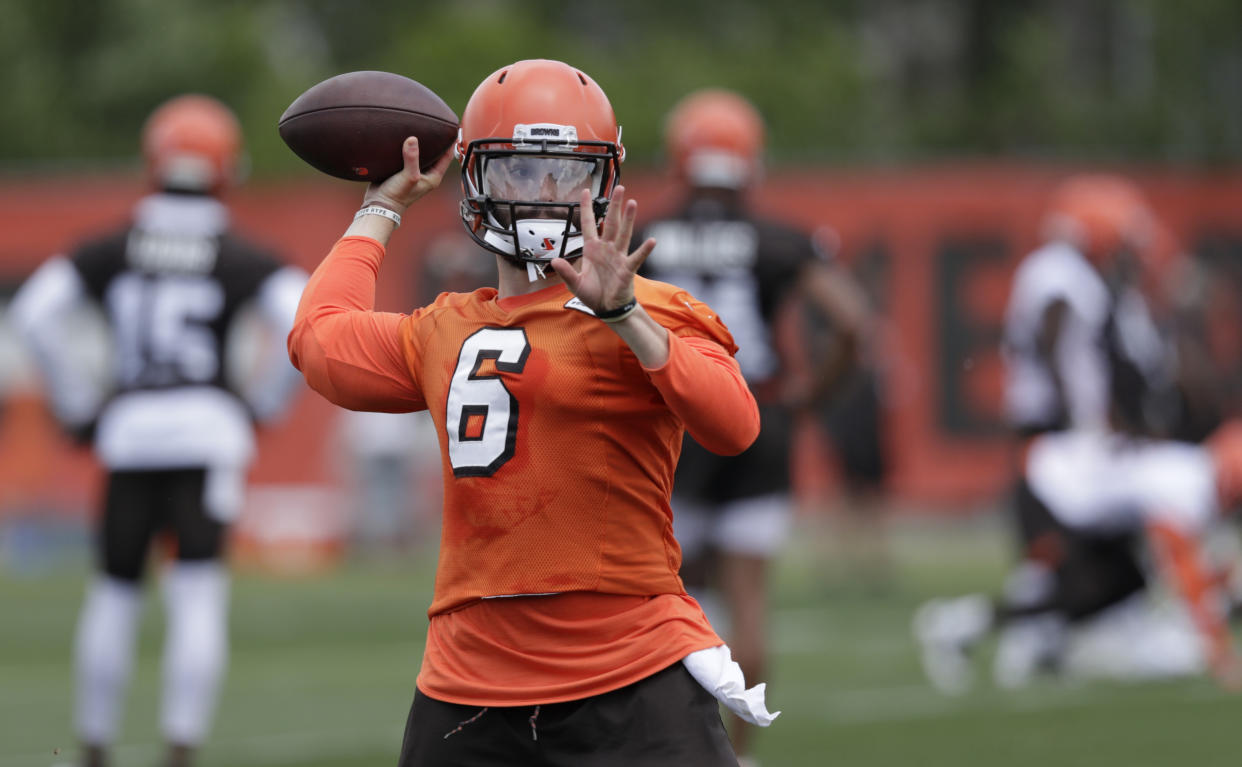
left=645, top=334, right=760, bottom=455
left=806, top=329, right=859, bottom=406
left=293, top=237, right=385, bottom=330
left=288, top=237, right=421, bottom=411
left=240, top=267, right=310, bottom=421
left=11, top=257, right=105, bottom=430
left=604, top=305, right=671, bottom=368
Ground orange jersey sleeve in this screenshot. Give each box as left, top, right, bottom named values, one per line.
left=645, top=333, right=759, bottom=456
left=638, top=278, right=758, bottom=454
left=287, top=236, right=426, bottom=412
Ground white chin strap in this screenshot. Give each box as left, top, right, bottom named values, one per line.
left=483, top=218, right=585, bottom=282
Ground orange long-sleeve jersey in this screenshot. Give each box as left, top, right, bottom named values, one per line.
left=288, top=236, right=760, bottom=704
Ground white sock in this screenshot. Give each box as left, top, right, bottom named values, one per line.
left=160, top=561, right=230, bottom=745
left=75, top=576, right=144, bottom=744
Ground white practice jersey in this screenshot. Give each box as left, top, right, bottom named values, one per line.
left=1002, top=242, right=1113, bottom=432
left=1027, top=430, right=1218, bottom=536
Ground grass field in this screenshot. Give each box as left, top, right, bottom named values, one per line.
left=2, top=514, right=1240, bottom=767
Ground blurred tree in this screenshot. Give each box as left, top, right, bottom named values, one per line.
left=0, top=0, right=1239, bottom=176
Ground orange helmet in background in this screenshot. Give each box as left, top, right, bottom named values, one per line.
left=142, top=94, right=243, bottom=194
left=456, top=59, right=624, bottom=267
left=1041, top=174, right=1153, bottom=265
left=664, top=89, right=765, bottom=190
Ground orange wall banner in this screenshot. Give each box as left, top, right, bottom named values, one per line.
left=2, top=165, right=1241, bottom=521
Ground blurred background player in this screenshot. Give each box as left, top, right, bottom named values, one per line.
left=638, top=89, right=867, bottom=763
left=801, top=225, right=893, bottom=592
left=914, top=174, right=1239, bottom=692
left=9, top=94, right=307, bottom=767
left=337, top=408, right=432, bottom=554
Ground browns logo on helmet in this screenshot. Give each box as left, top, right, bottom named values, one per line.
left=142, top=94, right=242, bottom=194
left=665, top=89, right=765, bottom=190
left=455, top=59, right=624, bottom=274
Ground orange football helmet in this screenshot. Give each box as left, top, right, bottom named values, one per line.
left=142, top=94, right=242, bottom=194
left=665, top=89, right=765, bottom=189
left=455, top=59, right=624, bottom=268
left=1041, top=174, right=1153, bottom=265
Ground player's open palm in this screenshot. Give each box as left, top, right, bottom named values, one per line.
left=551, top=186, right=656, bottom=314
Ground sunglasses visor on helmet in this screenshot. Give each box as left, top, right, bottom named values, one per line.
left=482, top=155, right=603, bottom=204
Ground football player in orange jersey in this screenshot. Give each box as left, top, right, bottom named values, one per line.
left=288, top=59, right=778, bottom=766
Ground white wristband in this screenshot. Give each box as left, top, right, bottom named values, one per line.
left=355, top=205, right=402, bottom=227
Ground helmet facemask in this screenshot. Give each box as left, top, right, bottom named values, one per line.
left=459, top=123, right=622, bottom=279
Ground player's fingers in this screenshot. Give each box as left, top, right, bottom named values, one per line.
left=579, top=189, right=598, bottom=241
left=601, top=185, right=626, bottom=242
left=614, top=198, right=639, bottom=253
left=402, top=137, right=422, bottom=180
left=549, top=257, right=581, bottom=289
left=426, top=145, right=455, bottom=181
left=627, top=237, right=657, bottom=272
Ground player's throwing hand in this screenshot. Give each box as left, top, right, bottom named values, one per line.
left=363, top=137, right=455, bottom=214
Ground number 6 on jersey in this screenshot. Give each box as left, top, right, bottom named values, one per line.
left=447, top=328, right=531, bottom=476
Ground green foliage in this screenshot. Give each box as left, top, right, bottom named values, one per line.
left=2, top=0, right=1240, bottom=176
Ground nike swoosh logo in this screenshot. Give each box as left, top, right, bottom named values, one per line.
left=564, top=297, right=596, bottom=316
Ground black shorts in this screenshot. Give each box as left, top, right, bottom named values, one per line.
left=819, top=371, right=888, bottom=490
left=398, top=662, right=736, bottom=767
left=1003, top=481, right=1147, bottom=624
left=1054, top=528, right=1147, bottom=623
left=1010, top=477, right=1064, bottom=561
left=673, top=402, right=792, bottom=504
left=99, top=467, right=227, bottom=583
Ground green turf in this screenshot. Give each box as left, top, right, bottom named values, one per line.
left=2, top=516, right=1239, bottom=767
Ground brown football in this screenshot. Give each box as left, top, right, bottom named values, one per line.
left=278, top=71, right=458, bottom=182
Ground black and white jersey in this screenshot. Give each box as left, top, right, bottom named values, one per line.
left=10, top=193, right=307, bottom=476
left=639, top=197, right=815, bottom=385
left=1002, top=241, right=1175, bottom=436
left=1002, top=242, right=1112, bottom=433
left=1102, top=286, right=1180, bottom=436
